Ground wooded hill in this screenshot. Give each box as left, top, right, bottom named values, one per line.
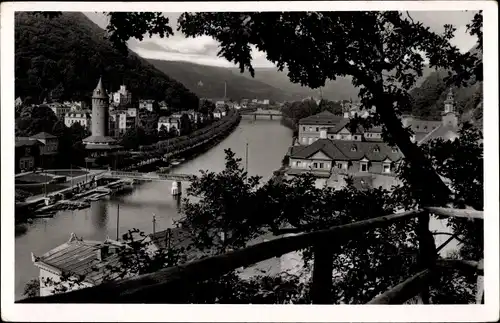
left=14, top=12, right=199, bottom=111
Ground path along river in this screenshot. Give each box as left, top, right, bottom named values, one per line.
left=14, top=112, right=456, bottom=300
left=14, top=114, right=292, bottom=300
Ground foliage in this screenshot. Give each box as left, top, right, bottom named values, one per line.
left=15, top=12, right=199, bottom=111
left=15, top=105, right=58, bottom=136
left=23, top=278, right=40, bottom=298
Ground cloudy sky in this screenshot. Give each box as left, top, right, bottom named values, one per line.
left=85, top=11, right=478, bottom=68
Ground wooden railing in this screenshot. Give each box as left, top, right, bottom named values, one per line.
left=19, top=207, right=483, bottom=304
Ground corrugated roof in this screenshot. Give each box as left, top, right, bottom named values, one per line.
left=15, top=138, right=42, bottom=147
left=298, top=111, right=344, bottom=125
left=33, top=234, right=126, bottom=285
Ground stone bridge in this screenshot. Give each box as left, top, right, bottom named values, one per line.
left=239, top=109, right=282, bottom=120
left=106, top=171, right=194, bottom=182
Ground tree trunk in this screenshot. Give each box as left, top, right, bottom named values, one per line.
left=375, top=94, right=451, bottom=206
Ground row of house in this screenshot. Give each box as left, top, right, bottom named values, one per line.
left=157, top=109, right=212, bottom=134
left=15, top=132, right=59, bottom=173
left=286, top=88, right=461, bottom=190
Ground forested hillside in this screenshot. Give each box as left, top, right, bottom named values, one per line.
left=408, top=47, right=483, bottom=125
left=15, top=12, right=199, bottom=110
left=147, top=59, right=292, bottom=102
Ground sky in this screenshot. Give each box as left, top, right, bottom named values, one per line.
left=84, top=11, right=478, bottom=68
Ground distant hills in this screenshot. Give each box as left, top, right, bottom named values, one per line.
left=14, top=12, right=198, bottom=110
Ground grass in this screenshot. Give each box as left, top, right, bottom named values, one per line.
left=45, top=170, right=88, bottom=177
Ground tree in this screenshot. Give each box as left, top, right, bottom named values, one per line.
left=179, top=113, right=192, bottom=136
left=158, top=124, right=169, bottom=140
left=319, top=99, right=343, bottom=115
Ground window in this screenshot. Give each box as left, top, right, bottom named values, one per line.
left=315, top=127, right=319, bottom=132
left=319, top=162, right=324, bottom=169
left=373, top=147, right=380, bottom=152
left=354, top=135, right=358, bottom=140
left=303, top=126, right=306, bottom=131
left=26, top=147, right=31, bottom=154
left=297, top=161, right=302, bottom=167
left=313, top=162, right=318, bottom=168
left=309, top=127, right=313, bottom=132
left=337, top=163, right=342, bottom=169
left=351, top=146, right=357, bottom=152
left=391, top=148, right=398, bottom=153
left=383, top=164, right=391, bottom=173
left=360, top=163, right=368, bottom=172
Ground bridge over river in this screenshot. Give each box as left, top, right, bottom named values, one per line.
left=239, top=109, right=282, bottom=120
left=106, top=171, right=194, bottom=182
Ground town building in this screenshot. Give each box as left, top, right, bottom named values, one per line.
left=48, top=102, right=71, bottom=120
left=15, top=138, right=42, bottom=173
left=31, top=233, right=127, bottom=297
left=110, top=85, right=132, bottom=107
left=158, top=116, right=181, bottom=135
left=158, top=101, right=170, bottom=111
left=298, top=111, right=344, bottom=145
left=139, top=99, right=157, bottom=112
left=64, top=111, right=92, bottom=130
left=288, top=88, right=461, bottom=190
left=213, top=106, right=227, bottom=119
left=109, top=108, right=137, bottom=138
left=403, top=88, right=460, bottom=145
left=82, top=77, right=121, bottom=167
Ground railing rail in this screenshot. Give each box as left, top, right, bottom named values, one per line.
left=19, top=207, right=483, bottom=304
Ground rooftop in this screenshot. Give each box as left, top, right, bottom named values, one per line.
left=15, top=138, right=42, bottom=148
left=31, top=132, right=57, bottom=139
left=299, top=111, right=344, bottom=125
left=290, top=139, right=403, bottom=162
left=32, top=233, right=126, bottom=285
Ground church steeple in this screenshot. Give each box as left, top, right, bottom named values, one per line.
left=443, top=88, right=455, bottom=114
left=442, top=88, right=458, bottom=128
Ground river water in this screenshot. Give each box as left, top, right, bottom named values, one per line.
left=14, top=115, right=292, bottom=300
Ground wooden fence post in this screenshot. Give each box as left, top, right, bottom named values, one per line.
left=311, top=240, right=335, bottom=304
left=416, top=210, right=437, bottom=304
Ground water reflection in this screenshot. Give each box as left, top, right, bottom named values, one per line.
left=90, top=201, right=108, bottom=234
left=14, top=120, right=293, bottom=300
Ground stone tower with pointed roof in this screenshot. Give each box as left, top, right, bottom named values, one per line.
left=82, top=77, right=121, bottom=167
left=442, top=88, right=458, bottom=128
left=91, top=77, right=110, bottom=138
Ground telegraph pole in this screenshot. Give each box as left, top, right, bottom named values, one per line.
left=245, top=142, right=249, bottom=173
left=152, top=214, right=156, bottom=235
left=116, top=204, right=120, bottom=240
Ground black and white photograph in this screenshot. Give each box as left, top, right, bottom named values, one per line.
left=1, top=1, right=498, bottom=322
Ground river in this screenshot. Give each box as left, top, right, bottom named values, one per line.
left=14, top=114, right=291, bottom=300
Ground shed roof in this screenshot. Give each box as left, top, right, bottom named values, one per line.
left=31, top=132, right=57, bottom=139
left=32, top=234, right=126, bottom=285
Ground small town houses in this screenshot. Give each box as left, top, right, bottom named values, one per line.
left=15, top=132, right=59, bottom=173
left=158, top=115, right=181, bottom=134
left=286, top=88, right=461, bottom=190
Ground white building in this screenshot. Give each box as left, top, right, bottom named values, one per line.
left=48, top=103, right=71, bottom=120
left=31, top=234, right=127, bottom=297
left=139, top=99, right=156, bottom=112
left=64, top=112, right=91, bottom=129
left=111, top=85, right=132, bottom=106
left=109, top=109, right=137, bottom=138
left=213, top=107, right=227, bottom=119
left=158, top=116, right=181, bottom=134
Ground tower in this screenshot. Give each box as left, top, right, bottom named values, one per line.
left=442, top=88, right=458, bottom=128
left=82, top=77, right=121, bottom=168
left=91, top=77, right=110, bottom=137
